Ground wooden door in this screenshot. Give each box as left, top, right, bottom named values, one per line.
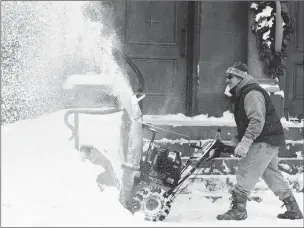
left=115, top=1, right=189, bottom=115
left=285, top=2, right=304, bottom=119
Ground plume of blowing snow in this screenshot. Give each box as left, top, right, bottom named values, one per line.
left=1, top=1, right=132, bottom=124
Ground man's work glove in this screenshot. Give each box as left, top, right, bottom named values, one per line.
left=218, top=137, right=239, bottom=157
left=225, top=137, right=240, bottom=147
left=234, top=137, right=253, bottom=157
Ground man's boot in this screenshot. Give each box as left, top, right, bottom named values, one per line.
left=278, top=194, right=303, bottom=220
left=217, top=192, right=247, bottom=220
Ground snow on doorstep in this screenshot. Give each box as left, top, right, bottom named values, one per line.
left=143, top=111, right=304, bottom=128
left=153, top=138, right=304, bottom=145
left=143, top=111, right=236, bottom=127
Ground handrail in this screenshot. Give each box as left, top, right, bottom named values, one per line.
left=63, top=108, right=124, bottom=150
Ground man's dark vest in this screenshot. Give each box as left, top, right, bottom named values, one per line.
left=234, top=84, right=285, bottom=146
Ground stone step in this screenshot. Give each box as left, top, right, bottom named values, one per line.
left=143, top=124, right=303, bottom=141
left=180, top=173, right=303, bottom=193
left=179, top=157, right=303, bottom=175
left=144, top=138, right=304, bottom=158
left=142, top=121, right=303, bottom=158
left=85, top=145, right=303, bottom=195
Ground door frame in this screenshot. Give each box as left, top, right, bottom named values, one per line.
left=185, top=1, right=200, bottom=117
left=284, top=1, right=304, bottom=119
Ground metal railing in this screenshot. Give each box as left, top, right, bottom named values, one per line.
left=63, top=108, right=124, bottom=150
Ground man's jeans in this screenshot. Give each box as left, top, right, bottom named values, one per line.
left=233, top=142, right=292, bottom=200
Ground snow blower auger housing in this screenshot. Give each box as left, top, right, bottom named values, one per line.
left=127, top=123, right=235, bottom=221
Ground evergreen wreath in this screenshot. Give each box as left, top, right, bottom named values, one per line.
left=250, top=1, right=293, bottom=80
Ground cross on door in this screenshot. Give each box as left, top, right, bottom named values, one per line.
left=145, top=16, right=159, bottom=28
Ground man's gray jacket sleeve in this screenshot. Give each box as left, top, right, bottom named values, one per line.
left=243, top=90, right=266, bottom=141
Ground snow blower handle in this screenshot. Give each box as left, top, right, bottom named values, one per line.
left=167, top=139, right=236, bottom=197
left=215, top=140, right=235, bottom=156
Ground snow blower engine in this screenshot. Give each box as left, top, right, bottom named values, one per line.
left=127, top=124, right=235, bottom=221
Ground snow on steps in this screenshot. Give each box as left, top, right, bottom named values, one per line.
left=142, top=137, right=303, bottom=174
left=178, top=157, right=303, bottom=175
left=142, top=116, right=303, bottom=175
left=142, top=124, right=303, bottom=142
left=142, top=118, right=303, bottom=177
left=85, top=144, right=303, bottom=197
left=148, top=138, right=304, bottom=158
left=176, top=158, right=303, bottom=193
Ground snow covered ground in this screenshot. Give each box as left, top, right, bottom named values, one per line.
left=1, top=110, right=303, bottom=227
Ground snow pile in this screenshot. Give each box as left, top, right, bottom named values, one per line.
left=1, top=111, right=138, bottom=226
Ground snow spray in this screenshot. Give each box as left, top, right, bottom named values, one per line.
left=2, top=1, right=144, bottom=209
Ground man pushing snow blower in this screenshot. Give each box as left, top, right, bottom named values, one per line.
left=217, top=62, right=303, bottom=221
left=122, top=62, right=303, bottom=221
left=62, top=52, right=302, bottom=221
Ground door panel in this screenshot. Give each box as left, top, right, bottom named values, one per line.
left=117, top=1, right=189, bottom=115
left=124, top=2, right=177, bottom=45
left=286, top=2, right=304, bottom=118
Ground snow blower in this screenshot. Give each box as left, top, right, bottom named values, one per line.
left=125, top=123, right=235, bottom=221
left=62, top=49, right=235, bottom=222
left=63, top=90, right=235, bottom=222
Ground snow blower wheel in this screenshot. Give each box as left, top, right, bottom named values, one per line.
left=130, top=186, right=172, bottom=221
